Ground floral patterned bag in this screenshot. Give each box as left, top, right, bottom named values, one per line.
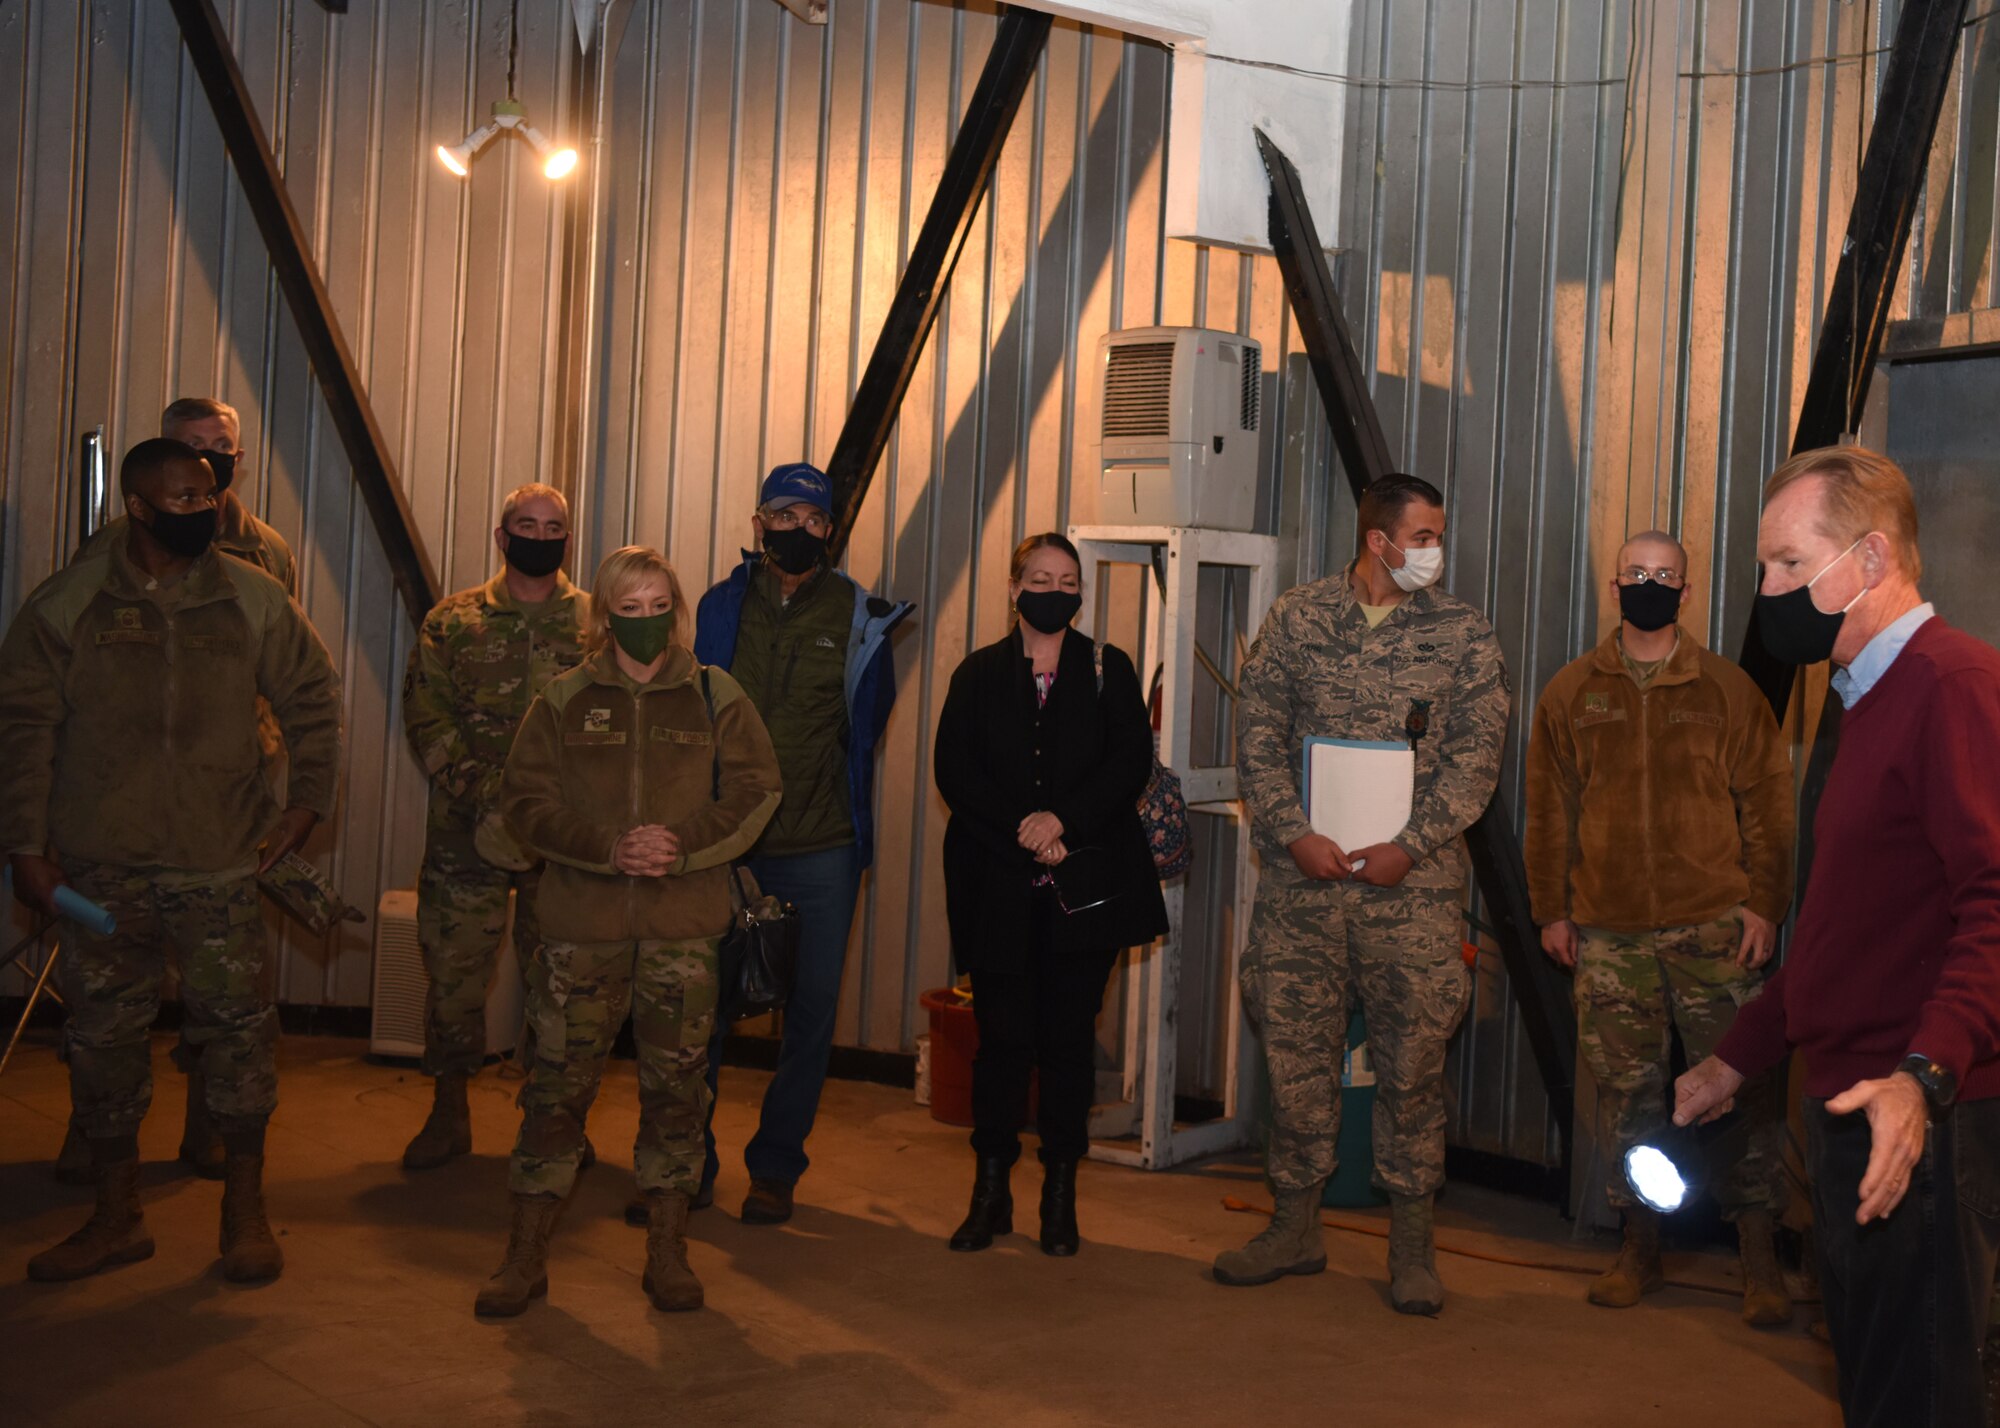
left=1094, top=644, right=1192, bottom=879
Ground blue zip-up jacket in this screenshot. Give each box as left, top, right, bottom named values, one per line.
left=694, top=553, right=915, bottom=870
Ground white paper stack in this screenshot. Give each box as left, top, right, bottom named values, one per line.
left=1302, top=738, right=1415, bottom=855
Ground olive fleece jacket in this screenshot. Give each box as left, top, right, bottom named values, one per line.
left=1525, top=628, right=1794, bottom=932
left=501, top=645, right=781, bottom=943
left=0, top=540, right=342, bottom=871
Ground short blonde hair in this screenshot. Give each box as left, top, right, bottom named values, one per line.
left=500, top=482, right=569, bottom=526
left=584, top=546, right=688, bottom=655
left=161, top=396, right=240, bottom=443
left=1764, top=445, right=1922, bottom=581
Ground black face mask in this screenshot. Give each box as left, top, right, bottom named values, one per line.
left=502, top=532, right=568, bottom=578
left=1618, top=579, right=1681, bottom=633
left=1016, top=589, right=1081, bottom=634
left=1755, top=585, right=1851, bottom=666
left=1753, top=541, right=1864, bottom=666
left=763, top=525, right=826, bottom=576
left=200, top=449, right=237, bottom=492
left=141, top=500, right=218, bottom=558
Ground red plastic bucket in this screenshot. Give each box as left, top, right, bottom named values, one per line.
left=920, top=987, right=1038, bottom=1129
left=921, top=988, right=978, bottom=1126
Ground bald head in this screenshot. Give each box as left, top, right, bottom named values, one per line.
left=1618, top=530, right=1687, bottom=578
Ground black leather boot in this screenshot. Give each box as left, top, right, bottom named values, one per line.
left=948, top=1155, right=1014, bottom=1252
left=1039, top=1159, right=1080, bottom=1257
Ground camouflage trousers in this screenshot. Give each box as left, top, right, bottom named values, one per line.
left=1242, top=877, right=1471, bottom=1197
left=57, top=860, right=276, bottom=1139
left=1576, top=916, right=1783, bottom=1216
left=416, top=821, right=542, bottom=1077
left=509, top=935, right=720, bottom=1199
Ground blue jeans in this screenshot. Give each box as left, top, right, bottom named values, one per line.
left=705, top=843, right=863, bottom=1188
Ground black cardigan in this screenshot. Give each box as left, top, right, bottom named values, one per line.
left=934, top=626, right=1170, bottom=974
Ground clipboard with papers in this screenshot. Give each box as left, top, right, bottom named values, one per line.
left=1301, top=737, right=1415, bottom=866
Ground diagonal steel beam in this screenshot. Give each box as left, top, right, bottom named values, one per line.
left=167, top=0, right=438, bottom=625
left=1736, top=0, right=1972, bottom=714
left=825, top=6, right=1052, bottom=561
left=1257, top=129, right=1577, bottom=1152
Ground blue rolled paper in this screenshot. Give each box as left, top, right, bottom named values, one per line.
left=3, top=867, right=116, bottom=936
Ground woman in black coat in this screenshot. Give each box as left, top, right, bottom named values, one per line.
left=933, top=532, right=1170, bottom=1256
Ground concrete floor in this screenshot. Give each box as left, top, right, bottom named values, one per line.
left=0, top=1034, right=1839, bottom=1427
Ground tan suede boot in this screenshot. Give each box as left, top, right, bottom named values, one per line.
left=402, top=1073, right=472, bottom=1170
left=27, top=1158, right=154, bottom=1282
left=1388, top=1193, right=1444, bottom=1315
left=474, top=1193, right=562, bottom=1317
left=219, top=1153, right=284, bottom=1283
left=1212, top=1185, right=1328, bottom=1286
left=1588, top=1206, right=1665, bottom=1308
left=641, top=1192, right=704, bottom=1311
left=1737, top=1209, right=1794, bottom=1327
left=179, top=1072, right=226, bottom=1180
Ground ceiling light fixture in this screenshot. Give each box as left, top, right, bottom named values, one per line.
left=435, top=0, right=580, bottom=183
left=436, top=98, right=579, bottom=181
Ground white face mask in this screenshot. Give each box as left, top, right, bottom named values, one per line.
left=1381, top=538, right=1444, bottom=592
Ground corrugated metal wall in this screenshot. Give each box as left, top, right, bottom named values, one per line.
left=1339, top=0, right=2000, bottom=1164
left=3, top=0, right=1995, bottom=1169
left=0, top=0, right=1313, bottom=1064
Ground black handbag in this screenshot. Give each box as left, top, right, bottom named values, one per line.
left=701, top=668, right=801, bottom=1020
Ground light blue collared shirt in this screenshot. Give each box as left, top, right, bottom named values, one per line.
left=1830, top=602, right=1935, bottom=708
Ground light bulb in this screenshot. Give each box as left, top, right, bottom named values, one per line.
left=543, top=147, right=579, bottom=181
left=1623, top=1144, right=1688, bottom=1213
left=437, top=142, right=472, bottom=177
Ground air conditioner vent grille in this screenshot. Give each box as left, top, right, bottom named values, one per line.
left=1102, top=341, right=1176, bottom=438
left=1241, top=345, right=1261, bottom=432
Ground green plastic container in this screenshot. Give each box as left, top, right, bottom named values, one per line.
left=1322, top=1008, right=1388, bottom=1209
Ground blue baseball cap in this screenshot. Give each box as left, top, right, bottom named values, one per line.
left=760, top=462, right=834, bottom=513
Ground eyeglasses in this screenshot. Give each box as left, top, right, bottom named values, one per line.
left=761, top=506, right=831, bottom=534
left=1619, top=566, right=1684, bottom=588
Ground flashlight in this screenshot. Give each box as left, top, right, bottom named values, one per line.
left=1623, top=1115, right=1734, bottom=1214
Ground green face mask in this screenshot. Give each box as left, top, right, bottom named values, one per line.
left=607, top=611, right=676, bottom=664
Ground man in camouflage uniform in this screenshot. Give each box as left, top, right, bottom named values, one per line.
left=2, top=438, right=342, bottom=1284
left=1215, top=473, right=1509, bottom=1316
left=399, top=482, right=588, bottom=1169
left=57, top=396, right=297, bottom=1181
left=1525, top=530, right=1795, bottom=1324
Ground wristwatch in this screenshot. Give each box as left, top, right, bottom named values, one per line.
left=1899, top=1053, right=1958, bottom=1117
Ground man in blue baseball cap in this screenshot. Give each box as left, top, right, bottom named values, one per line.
left=635, top=462, right=911, bottom=1227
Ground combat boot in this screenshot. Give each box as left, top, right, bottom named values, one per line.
left=27, top=1156, right=153, bottom=1282
left=948, top=1155, right=1014, bottom=1252
left=626, top=1174, right=706, bottom=1227
left=474, top=1193, right=561, bottom=1317
left=402, top=1073, right=472, bottom=1170
left=179, top=1072, right=226, bottom=1179
left=1736, top=1209, right=1794, bottom=1327
left=641, top=1191, right=704, bottom=1312
left=218, top=1153, right=284, bottom=1283
left=1212, top=1184, right=1328, bottom=1285
left=1388, top=1193, right=1444, bottom=1315
left=53, top=1115, right=92, bottom=1185
left=1587, top=1206, right=1664, bottom=1308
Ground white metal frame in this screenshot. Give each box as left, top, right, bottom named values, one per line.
left=1069, top=524, right=1281, bottom=1169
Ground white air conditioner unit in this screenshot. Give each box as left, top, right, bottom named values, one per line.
left=370, top=888, right=524, bottom=1059
left=1097, top=325, right=1262, bottom=530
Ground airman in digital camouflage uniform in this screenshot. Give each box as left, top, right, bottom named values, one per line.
left=3, top=438, right=342, bottom=1285
left=58, top=396, right=297, bottom=1182
left=399, top=483, right=588, bottom=1169
left=1526, top=530, right=1795, bottom=1325
left=1215, top=473, right=1509, bottom=1317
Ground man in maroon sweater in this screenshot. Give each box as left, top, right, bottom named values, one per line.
left=1676, top=445, right=2000, bottom=1428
